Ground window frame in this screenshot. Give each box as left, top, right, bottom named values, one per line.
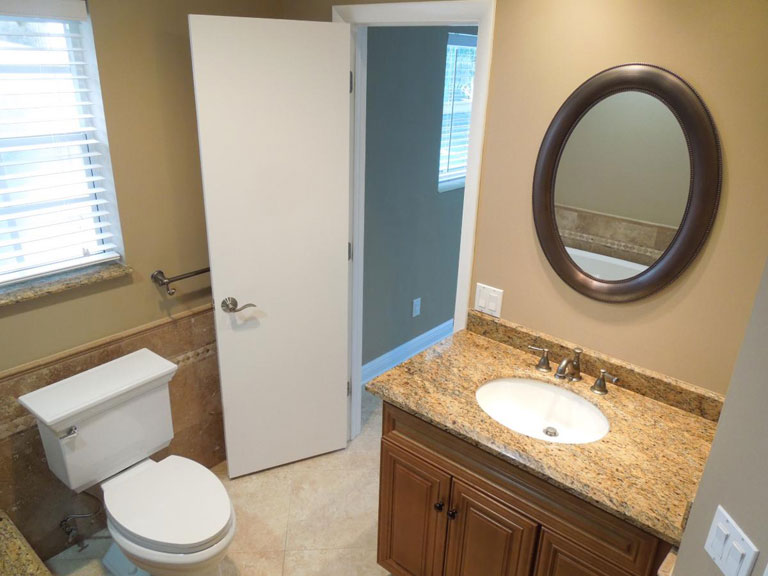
left=437, top=31, right=477, bottom=194
left=0, top=6, right=124, bottom=288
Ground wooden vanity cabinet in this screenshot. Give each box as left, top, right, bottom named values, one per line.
left=380, top=440, right=537, bottom=576
left=379, top=440, right=451, bottom=576
left=378, top=403, right=670, bottom=576
left=443, top=479, right=539, bottom=576
left=534, top=530, right=638, bottom=576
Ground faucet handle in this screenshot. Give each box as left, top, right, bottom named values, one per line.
left=527, top=346, right=551, bottom=372
left=590, top=369, right=619, bottom=395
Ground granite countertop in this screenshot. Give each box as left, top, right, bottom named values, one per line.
left=366, top=330, right=717, bottom=545
left=0, top=511, right=50, bottom=575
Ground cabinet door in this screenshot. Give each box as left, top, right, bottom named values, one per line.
left=535, top=530, right=636, bottom=576
left=379, top=440, right=452, bottom=576
left=444, top=479, right=538, bottom=576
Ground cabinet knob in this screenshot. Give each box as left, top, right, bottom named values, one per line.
left=447, top=508, right=458, bottom=520
left=434, top=501, right=444, bottom=512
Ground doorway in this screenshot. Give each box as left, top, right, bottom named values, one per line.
left=361, top=25, right=477, bottom=381
left=334, top=1, right=496, bottom=438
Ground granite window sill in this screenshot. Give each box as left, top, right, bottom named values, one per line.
left=0, top=262, right=133, bottom=308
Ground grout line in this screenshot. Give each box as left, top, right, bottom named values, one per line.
left=281, top=472, right=293, bottom=576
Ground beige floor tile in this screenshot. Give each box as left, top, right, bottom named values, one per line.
left=283, top=548, right=388, bottom=576
left=47, top=395, right=385, bottom=576
left=286, top=428, right=381, bottom=474
left=285, top=467, right=380, bottom=551
left=220, top=550, right=285, bottom=575
left=45, top=557, right=108, bottom=576
left=360, top=406, right=383, bottom=437
left=362, top=389, right=382, bottom=415
left=218, top=466, right=293, bottom=562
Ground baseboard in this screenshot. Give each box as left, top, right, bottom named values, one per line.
left=362, top=319, right=454, bottom=384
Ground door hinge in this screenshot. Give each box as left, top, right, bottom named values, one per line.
left=350, top=70, right=353, bottom=94
left=348, top=242, right=353, bottom=261
left=347, top=380, right=351, bottom=396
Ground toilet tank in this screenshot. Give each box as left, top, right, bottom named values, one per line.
left=19, top=349, right=178, bottom=492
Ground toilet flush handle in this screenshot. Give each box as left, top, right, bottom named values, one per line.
left=58, top=426, right=78, bottom=441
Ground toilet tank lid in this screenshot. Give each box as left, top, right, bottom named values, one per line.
left=18, top=349, right=177, bottom=428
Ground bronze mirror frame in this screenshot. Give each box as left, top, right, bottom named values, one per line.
left=532, top=63, right=721, bottom=303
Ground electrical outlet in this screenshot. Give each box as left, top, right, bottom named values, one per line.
left=474, top=283, right=503, bottom=318
left=412, top=297, right=421, bottom=318
left=705, top=506, right=758, bottom=576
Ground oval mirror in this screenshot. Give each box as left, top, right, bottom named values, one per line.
left=533, top=64, right=721, bottom=302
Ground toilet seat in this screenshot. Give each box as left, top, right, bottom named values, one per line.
left=103, top=456, right=233, bottom=554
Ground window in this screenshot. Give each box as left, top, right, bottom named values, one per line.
left=0, top=2, right=123, bottom=287
left=438, top=32, right=477, bottom=193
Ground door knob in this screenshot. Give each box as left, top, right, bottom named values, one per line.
left=434, top=501, right=444, bottom=512
left=221, top=297, right=257, bottom=313
left=447, top=508, right=458, bottom=520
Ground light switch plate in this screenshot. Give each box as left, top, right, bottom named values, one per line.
left=412, top=297, right=421, bottom=318
left=705, top=506, right=758, bottom=576
left=474, top=283, right=503, bottom=318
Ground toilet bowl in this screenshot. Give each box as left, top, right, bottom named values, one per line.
left=102, top=456, right=235, bottom=576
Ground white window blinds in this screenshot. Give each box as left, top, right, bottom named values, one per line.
left=0, top=4, right=123, bottom=286
left=438, top=32, right=477, bottom=191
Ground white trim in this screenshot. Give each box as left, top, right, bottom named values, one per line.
left=347, top=25, right=367, bottom=440
left=362, top=319, right=454, bottom=384
left=334, top=0, right=496, bottom=439
left=333, top=1, right=491, bottom=25
left=0, top=0, right=87, bottom=20
left=438, top=175, right=465, bottom=193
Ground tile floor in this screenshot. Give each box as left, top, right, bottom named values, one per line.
left=45, top=391, right=389, bottom=576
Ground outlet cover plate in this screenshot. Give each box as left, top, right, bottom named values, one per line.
left=475, top=283, right=503, bottom=318
left=705, top=506, right=758, bottom=576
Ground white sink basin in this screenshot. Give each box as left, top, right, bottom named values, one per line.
left=475, top=378, right=609, bottom=444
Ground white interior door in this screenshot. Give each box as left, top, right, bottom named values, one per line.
left=189, top=15, right=351, bottom=478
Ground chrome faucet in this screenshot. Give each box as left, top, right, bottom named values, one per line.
left=555, top=348, right=582, bottom=382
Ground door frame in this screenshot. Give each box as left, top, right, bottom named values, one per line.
left=333, top=1, right=496, bottom=438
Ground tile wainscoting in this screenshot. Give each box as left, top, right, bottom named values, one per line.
left=555, top=204, right=678, bottom=266
left=0, top=305, right=223, bottom=560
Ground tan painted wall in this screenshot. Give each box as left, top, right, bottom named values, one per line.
left=3, top=0, right=766, bottom=395
left=472, top=0, right=768, bottom=395
left=676, top=257, right=768, bottom=574
left=0, top=0, right=281, bottom=372
left=284, top=0, right=768, bottom=395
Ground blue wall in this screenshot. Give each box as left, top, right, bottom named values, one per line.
left=363, top=26, right=475, bottom=363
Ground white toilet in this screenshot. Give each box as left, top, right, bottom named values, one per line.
left=19, top=349, right=235, bottom=576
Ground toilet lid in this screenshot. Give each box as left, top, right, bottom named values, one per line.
left=103, top=456, right=233, bottom=554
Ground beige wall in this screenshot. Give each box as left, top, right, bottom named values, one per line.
left=676, top=257, right=768, bottom=574
left=0, top=0, right=280, bottom=372
left=472, top=0, right=768, bottom=394
left=3, top=0, right=766, bottom=395
left=284, top=0, right=768, bottom=395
